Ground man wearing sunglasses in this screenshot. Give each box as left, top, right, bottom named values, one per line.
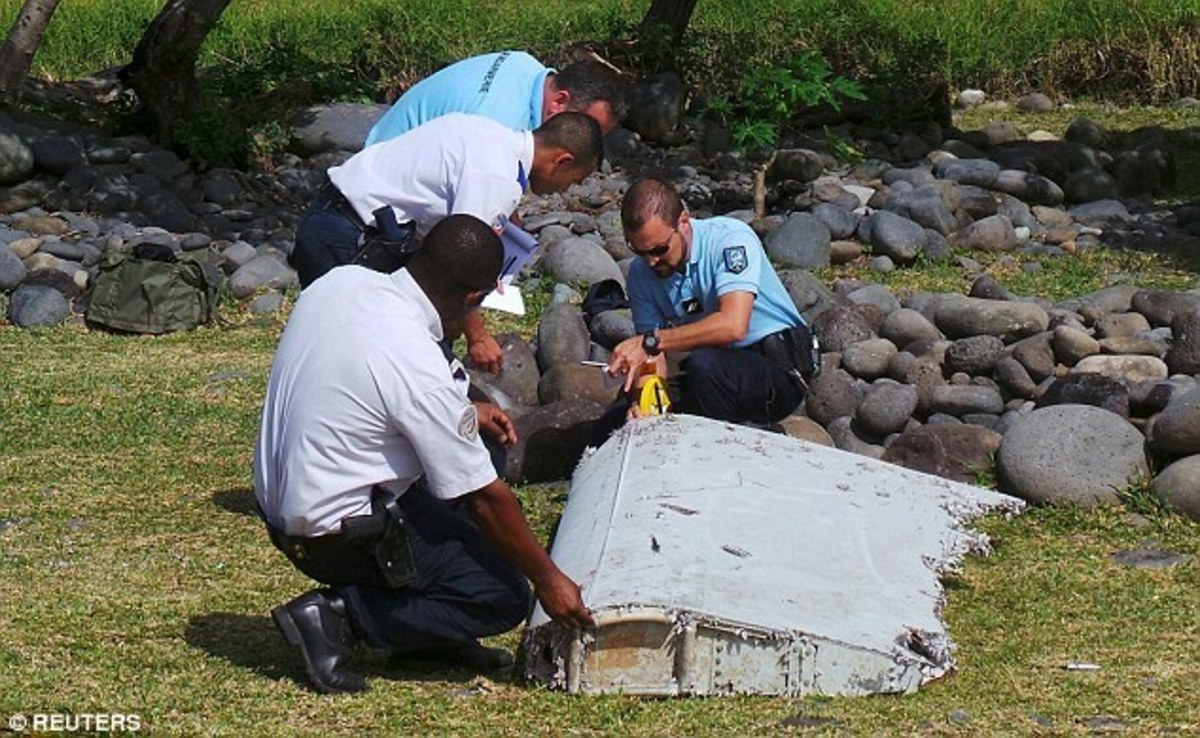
left=600, top=177, right=813, bottom=434
left=257, top=215, right=594, bottom=694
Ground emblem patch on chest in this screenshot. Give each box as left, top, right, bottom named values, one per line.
left=458, top=406, right=479, bottom=441
left=723, top=245, right=748, bottom=274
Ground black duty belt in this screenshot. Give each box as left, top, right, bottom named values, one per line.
left=746, top=328, right=791, bottom=357
left=314, top=178, right=368, bottom=231
left=746, top=324, right=822, bottom=384
left=263, top=486, right=406, bottom=559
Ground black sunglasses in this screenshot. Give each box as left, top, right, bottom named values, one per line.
left=629, top=227, right=678, bottom=259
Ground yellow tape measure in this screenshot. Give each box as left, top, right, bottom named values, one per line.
left=637, top=375, right=672, bottom=416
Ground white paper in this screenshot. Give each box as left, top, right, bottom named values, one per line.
left=480, top=281, right=525, bottom=315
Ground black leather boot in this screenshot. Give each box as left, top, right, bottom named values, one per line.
left=400, top=640, right=515, bottom=671
left=272, top=589, right=368, bottom=694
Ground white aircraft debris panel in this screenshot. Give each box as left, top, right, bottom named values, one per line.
left=523, top=414, right=1025, bottom=697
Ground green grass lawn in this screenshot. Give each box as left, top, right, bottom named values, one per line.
left=0, top=92, right=1197, bottom=734
left=0, top=305, right=1196, bottom=735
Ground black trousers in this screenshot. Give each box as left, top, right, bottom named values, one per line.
left=681, top=345, right=804, bottom=422
left=267, top=483, right=532, bottom=654
left=590, top=346, right=805, bottom=446
left=289, top=186, right=365, bottom=289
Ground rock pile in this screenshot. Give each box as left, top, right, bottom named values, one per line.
left=2, top=96, right=1198, bottom=521
left=475, top=215, right=1200, bottom=522
left=0, top=109, right=337, bottom=326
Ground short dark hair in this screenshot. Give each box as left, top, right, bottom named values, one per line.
left=416, top=214, right=503, bottom=293
left=555, top=60, right=627, bottom=121
left=533, top=111, right=604, bottom=172
left=621, top=177, right=684, bottom=233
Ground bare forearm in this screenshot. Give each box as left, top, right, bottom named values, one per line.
left=647, top=291, right=755, bottom=352
left=655, top=312, right=746, bottom=351
left=462, top=309, right=490, bottom=344
left=464, top=481, right=558, bottom=587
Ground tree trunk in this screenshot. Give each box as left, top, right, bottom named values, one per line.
left=638, top=0, right=700, bottom=44
left=120, top=0, right=232, bottom=144
left=0, top=0, right=61, bottom=107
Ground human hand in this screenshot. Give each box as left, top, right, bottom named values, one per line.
left=606, top=335, right=649, bottom=393
left=535, top=570, right=595, bottom=629
left=475, top=402, right=518, bottom=446
left=469, top=333, right=504, bottom=374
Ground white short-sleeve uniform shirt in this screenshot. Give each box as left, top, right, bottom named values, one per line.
left=329, top=112, right=532, bottom=239
left=253, top=266, right=496, bottom=536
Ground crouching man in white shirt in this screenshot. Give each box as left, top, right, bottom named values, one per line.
left=257, top=214, right=593, bottom=694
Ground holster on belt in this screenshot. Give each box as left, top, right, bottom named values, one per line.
left=350, top=206, right=418, bottom=275
left=339, top=486, right=417, bottom=587
left=757, top=324, right=822, bottom=385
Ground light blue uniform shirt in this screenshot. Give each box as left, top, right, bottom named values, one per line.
left=628, top=217, right=804, bottom=348
left=365, top=51, right=551, bottom=146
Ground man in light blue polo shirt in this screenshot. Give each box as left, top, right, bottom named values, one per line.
left=602, top=177, right=815, bottom=429
left=365, top=51, right=624, bottom=146
left=361, top=51, right=623, bottom=374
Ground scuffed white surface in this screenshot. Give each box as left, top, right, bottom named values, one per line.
left=526, top=414, right=1024, bottom=695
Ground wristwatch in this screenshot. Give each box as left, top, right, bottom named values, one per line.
left=641, top=330, right=662, bottom=356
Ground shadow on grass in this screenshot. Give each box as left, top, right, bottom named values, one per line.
left=213, top=488, right=258, bottom=517
left=186, top=612, right=523, bottom=692
left=185, top=612, right=293, bottom=683
left=1102, top=222, right=1200, bottom=274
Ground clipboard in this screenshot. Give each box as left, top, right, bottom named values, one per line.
left=479, top=220, right=538, bottom=316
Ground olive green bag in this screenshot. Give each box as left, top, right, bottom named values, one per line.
left=86, top=243, right=222, bottom=334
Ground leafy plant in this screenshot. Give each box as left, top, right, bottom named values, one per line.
left=743, top=51, right=866, bottom=118
left=1118, top=474, right=1170, bottom=518
left=823, top=125, right=864, bottom=163
left=731, top=119, right=778, bottom=152
left=171, top=106, right=255, bottom=169
left=971, top=464, right=998, bottom=490
left=715, top=50, right=867, bottom=155
left=698, top=94, right=735, bottom=125
left=248, top=120, right=293, bottom=171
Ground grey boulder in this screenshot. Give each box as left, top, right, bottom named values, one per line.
left=536, top=302, right=591, bottom=370
left=541, top=236, right=624, bottom=288
left=935, top=295, right=1050, bottom=341
left=480, top=333, right=541, bottom=408
left=1148, top=386, right=1200, bottom=456
left=1165, top=311, right=1200, bottom=375
left=0, top=132, right=34, bottom=186
left=229, top=254, right=297, bottom=298
left=1151, top=455, right=1200, bottom=522
left=855, top=380, right=918, bottom=436
left=291, top=103, right=387, bottom=155
left=7, top=284, right=70, bottom=327
left=997, top=405, right=1149, bottom=507
left=865, top=210, right=926, bottom=263
left=0, top=245, right=28, bottom=289
left=538, top=363, right=620, bottom=406
left=881, top=424, right=1002, bottom=485
left=764, top=212, right=831, bottom=269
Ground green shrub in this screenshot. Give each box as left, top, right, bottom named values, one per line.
left=3, top=0, right=1196, bottom=166
left=702, top=51, right=866, bottom=153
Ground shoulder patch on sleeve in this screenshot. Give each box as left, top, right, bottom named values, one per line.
left=723, top=245, right=748, bottom=274
left=457, top=406, right=479, bottom=441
